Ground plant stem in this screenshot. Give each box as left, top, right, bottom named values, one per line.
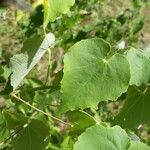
left=11, top=94, right=72, bottom=126
left=45, top=48, right=52, bottom=85
left=43, top=27, right=53, bottom=85
left=27, top=85, right=60, bottom=92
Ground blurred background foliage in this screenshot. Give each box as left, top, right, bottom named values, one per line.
left=0, top=0, right=150, bottom=149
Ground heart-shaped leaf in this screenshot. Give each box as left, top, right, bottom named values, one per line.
left=61, top=38, right=130, bottom=112
left=73, top=125, right=130, bottom=150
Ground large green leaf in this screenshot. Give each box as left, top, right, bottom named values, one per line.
left=61, top=38, right=130, bottom=112
left=43, top=0, right=75, bottom=28
left=114, top=86, right=150, bottom=129
left=126, top=48, right=150, bottom=86
left=13, top=119, right=49, bottom=150
left=66, top=110, right=96, bottom=136
left=129, top=141, right=150, bottom=150
left=73, top=125, right=130, bottom=150
left=10, top=33, right=55, bottom=90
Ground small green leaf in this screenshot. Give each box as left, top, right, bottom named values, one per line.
left=73, top=125, right=130, bottom=150
left=126, top=48, right=150, bottom=86
left=0, top=65, right=11, bottom=80
left=0, top=113, right=9, bottom=143
left=0, top=66, right=4, bottom=75
left=114, top=86, right=150, bottom=129
left=131, top=18, right=144, bottom=34
left=66, top=110, right=96, bottom=136
left=61, top=38, right=130, bottom=112
left=43, top=0, right=75, bottom=28
left=13, top=119, right=49, bottom=150
left=10, top=33, right=55, bottom=90
left=3, top=111, right=28, bottom=130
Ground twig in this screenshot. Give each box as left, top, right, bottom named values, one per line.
left=11, top=94, right=72, bottom=127
left=26, top=85, right=60, bottom=92
left=49, top=104, right=60, bottom=107
left=45, top=48, right=52, bottom=85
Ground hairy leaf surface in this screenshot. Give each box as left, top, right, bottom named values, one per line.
left=10, top=33, right=55, bottom=90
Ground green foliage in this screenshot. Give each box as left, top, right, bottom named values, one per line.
left=0, top=0, right=150, bottom=149
left=13, top=120, right=49, bottom=150
left=0, top=113, right=9, bottom=143
left=129, top=141, right=150, bottom=150
left=126, top=48, right=150, bottom=86
left=114, top=86, right=150, bottom=129
left=66, top=110, right=96, bottom=136
left=10, top=33, right=55, bottom=90
left=0, top=65, right=4, bottom=74
left=61, top=38, right=130, bottom=112
left=74, top=124, right=150, bottom=150
left=3, top=111, right=28, bottom=129
left=73, top=125, right=130, bottom=150
left=43, top=0, right=75, bottom=28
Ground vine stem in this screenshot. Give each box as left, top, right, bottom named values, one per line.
left=43, top=26, right=52, bottom=85
left=45, top=47, right=51, bottom=85
left=26, top=85, right=60, bottom=92
left=11, top=94, right=72, bottom=127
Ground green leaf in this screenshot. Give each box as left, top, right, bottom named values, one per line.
left=61, top=136, right=74, bottom=150
left=43, top=0, right=75, bottom=28
left=66, top=110, right=96, bottom=136
left=0, top=65, right=11, bottom=80
left=144, top=47, right=150, bottom=56
left=126, top=48, right=150, bottom=86
left=0, top=66, right=4, bottom=75
left=114, top=86, right=150, bottom=129
left=0, top=113, right=9, bottom=143
left=10, top=33, right=55, bottom=90
left=61, top=38, right=130, bottom=112
left=73, top=125, right=130, bottom=150
left=129, top=141, right=150, bottom=150
left=3, top=111, right=28, bottom=130
left=35, top=92, right=53, bottom=109
left=13, top=119, right=49, bottom=150
left=131, top=18, right=144, bottom=34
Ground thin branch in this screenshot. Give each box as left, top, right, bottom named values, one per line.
left=45, top=48, right=52, bottom=85
left=26, top=85, right=60, bottom=92
left=49, top=104, right=60, bottom=107
left=11, top=94, right=72, bottom=127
